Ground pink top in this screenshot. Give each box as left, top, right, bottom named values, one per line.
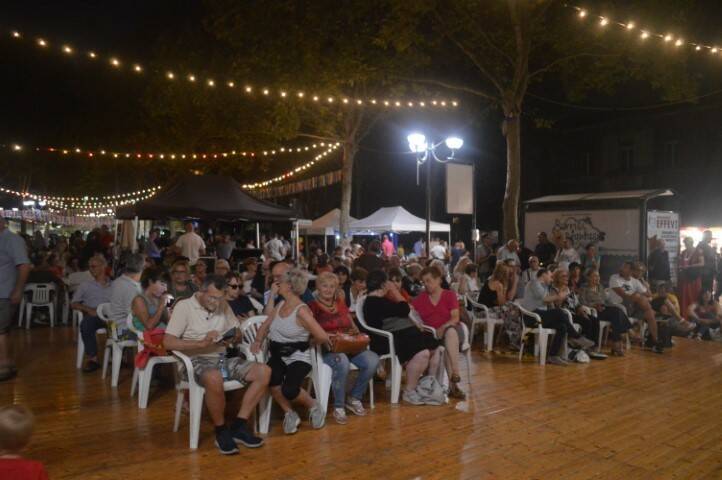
left=381, top=239, right=394, bottom=257
left=412, top=289, right=458, bottom=329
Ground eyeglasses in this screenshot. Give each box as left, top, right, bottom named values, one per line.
left=228, top=284, right=240, bottom=289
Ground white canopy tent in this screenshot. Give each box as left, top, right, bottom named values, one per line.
left=300, top=208, right=357, bottom=253
left=301, top=208, right=356, bottom=235
left=350, top=206, right=450, bottom=234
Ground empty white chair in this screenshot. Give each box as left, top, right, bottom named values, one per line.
left=21, top=283, right=56, bottom=329
left=128, top=315, right=177, bottom=409
left=514, top=301, right=557, bottom=366
left=465, top=293, right=504, bottom=352
left=98, top=303, right=137, bottom=388
left=355, top=296, right=403, bottom=404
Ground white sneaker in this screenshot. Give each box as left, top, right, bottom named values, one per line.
left=283, top=410, right=300, bottom=435
left=333, top=408, right=348, bottom=425
left=308, top=404, right=326, bottom=429
left=345, top=398, right=366, bottom=416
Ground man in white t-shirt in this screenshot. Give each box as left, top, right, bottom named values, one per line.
left=265, top=233, right=285, bottom=261
left=176, top=222, right=206, bottom=266
left=164, top=275, right=270, bottom=455
left=608, top=261, right=663, bottom=353
left=429, top=239, right=446, bottom=260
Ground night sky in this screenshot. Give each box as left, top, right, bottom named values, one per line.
left=3, top=1, right=722, bottom=239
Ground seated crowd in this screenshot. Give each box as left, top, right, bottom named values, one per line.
left=7, top=221, right=722, bottom=460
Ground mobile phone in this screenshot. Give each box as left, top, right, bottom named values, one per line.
left=166, top=295, right=175, bottom=308
left=216, top=327, right=237, bottom=343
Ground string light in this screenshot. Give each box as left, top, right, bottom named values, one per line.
left=242, top=142, right=341, bottom=189
left=0, top=184, right=161, bottom=210
left=6, top=28, right=459, bottom=109
left=570, top=5, right=722, bottom=57
left=4, top=140, right=337, bottom=160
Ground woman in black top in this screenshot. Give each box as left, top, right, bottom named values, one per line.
left=475, top=263, right=522, bottom=350
left=362, top=270, right=440, bottom=405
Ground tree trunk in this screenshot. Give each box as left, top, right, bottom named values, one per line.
left=339, top=139, right=357, bottom=239
left=502, top=110, right=521, bottom=241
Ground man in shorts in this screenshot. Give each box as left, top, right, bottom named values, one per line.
left=608, top=262, right=663, bottom=353
left=164, top=275, right=270, bottom=455
left=0, top=216, right=30, bottom=381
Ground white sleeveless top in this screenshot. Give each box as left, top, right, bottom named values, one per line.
left=268, top=301, right=311, bottom=365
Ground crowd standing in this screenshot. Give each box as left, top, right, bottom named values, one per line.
left=1, top=213, right=722, bottom=464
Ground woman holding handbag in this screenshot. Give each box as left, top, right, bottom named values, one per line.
left=308, top=272, right=379, bottom=425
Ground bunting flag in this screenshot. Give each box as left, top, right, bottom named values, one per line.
left=255, top=170, right=342, bottom=199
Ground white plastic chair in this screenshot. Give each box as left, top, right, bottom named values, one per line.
left=239, top=315, right=272, bottom=434
left=128, top=314, right=177, bottom=409
left=249, top=297, right=264, bottom=314
left=355, top=296, right=403, bottom=404
left=415, top=314, right=471, bottom=389
left=513, top=301, right=557, bottom=366
left=98, top=303, right=137, bottom=387
left=20, top=283, right=56, bottom=329
left=465, top=293, right=504, bottom=352
left=74, top=310, right=101, bottom=369
left=172, top=350, right=246, bottom=450
left=604, top=289, right=640, bottom=349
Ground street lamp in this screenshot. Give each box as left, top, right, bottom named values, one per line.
left=407, top=132, right=463, bottom=255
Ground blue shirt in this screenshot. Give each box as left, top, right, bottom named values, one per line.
left=0, top=228, right=30, bottom=299
left=521, top=279, right=549, bottom=312
left=71, top=278, right=112, bottom=311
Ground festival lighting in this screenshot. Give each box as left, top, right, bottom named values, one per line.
left=570, top=5, right=721, bottom=55
left=242, top=142, right=341, bottom=189
left=6, top=28, right=459, bottom=109
left=445, top=137, right=464, bottom=150
left=4, top=140, right=337, bottom=160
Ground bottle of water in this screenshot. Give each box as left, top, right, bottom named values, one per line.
left=218, top=353, right=230, bottom=381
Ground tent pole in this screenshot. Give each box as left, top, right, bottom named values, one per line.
left=324, top=235, right=328, bottom=254
left=133, top=216, right=139, bottom=253
left=256, top=222, right=260, bottom=249
left=294, top=221, right=300, bottom=261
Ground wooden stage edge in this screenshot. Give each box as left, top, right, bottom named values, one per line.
left=1, top=326, right=722, bottom=480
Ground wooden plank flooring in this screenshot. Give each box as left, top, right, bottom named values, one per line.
left=2, top=327, right=722, bottom=479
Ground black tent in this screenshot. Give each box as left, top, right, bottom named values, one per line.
left=115, top=174, right=298, bottom=221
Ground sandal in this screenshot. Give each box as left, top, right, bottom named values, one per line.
left=448, top=383, right=466, bottom=400
left=450, top=374, right=461, bottom=384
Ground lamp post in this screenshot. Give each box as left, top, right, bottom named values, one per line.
left=407, top=133, right=463, bottom=255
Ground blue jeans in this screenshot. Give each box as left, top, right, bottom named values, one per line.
left=323, top=350, right=379, bottom=408
left=80, top=316, right=106, bottom=358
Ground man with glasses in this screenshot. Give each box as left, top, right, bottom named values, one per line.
left=263, top=261, right=314, bottom=314
left=164, top=275, right=270, bottom=455
left=72, top=254, right=113, bottom=372
left=167, top=259, right=197, bottom=304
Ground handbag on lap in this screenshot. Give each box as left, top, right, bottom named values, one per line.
left=328, top=331, right=370, bottom=355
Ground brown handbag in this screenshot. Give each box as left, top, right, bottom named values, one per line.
left=328, top=331, right=370, bottom=356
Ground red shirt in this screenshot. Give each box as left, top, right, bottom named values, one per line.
left=308, top=298, right=353, bottom=332
left=412, top=289, right=458, bottom=329
left=0, top=458, right=49, bottom=480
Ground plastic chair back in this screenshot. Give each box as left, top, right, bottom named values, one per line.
left=241, top=315, right=266, bottom=345
left=29, top=283, right=55, bottom=304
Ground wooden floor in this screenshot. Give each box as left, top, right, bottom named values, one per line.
left=2, top=327, right=722, bottom=480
